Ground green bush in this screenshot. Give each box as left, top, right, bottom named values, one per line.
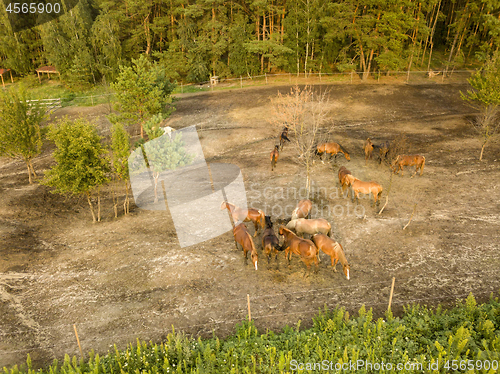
left=5, top=293, right=500, bottom=374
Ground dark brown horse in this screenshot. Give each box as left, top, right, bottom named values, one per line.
left=338, top=166, right=352, bottom=195
left=221, top=202, right=265, bottom=237
left=279, top=226, right=318, bottom=271
left=291, top=199, right=312, bottom=220
left=315, top=142, right=350, bottom=161
left=286, top=218, right=331, bottom=237
left=270, top=145, right=279, bottom=171
left=374, top=141, right=390, bottom=164
left=233, top=223, right=258, bottom=270
left=391, top=155, right=425, bottom=177
left=345, top=174, right=383, bottom=207
left=279, top=126, right=290, bottom=150
left=312, top=233, right=350, bottom=280
left=262, top=216, right=282, bottom=263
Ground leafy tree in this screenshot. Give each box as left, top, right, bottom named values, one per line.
left=143, top=115, right=194, bottom=203
left=0, top=87, right=46, bottom=183
left=111, top=54, right=176, bottom=138
left=42, top=118, right=110, bottom=222
left=111, top=122, right=131, bottom=215
left=461, top=50, right=500, bottom=161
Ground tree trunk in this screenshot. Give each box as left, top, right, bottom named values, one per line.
left=426, top=0, right=441, bottom=71
left=154, top=172, right=159, bottom=203
left=25, top=161, right=32, bottom=184
left=87, top=192, right=96, bottom=223
left=479, top=141, right=487, bottom=161
left=113, top=183, right=118, bottom=218
left=29, top=160, right=37, bottom=178
left=97, top=188, right=101, bottom=222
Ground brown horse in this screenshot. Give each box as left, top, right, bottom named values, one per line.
left=279, top=126, right=290, bottom=150
left=286, top=218, right=331, bottom=237
left=279, top=226, right=318, bottom=271
left=233, top=223, right=258, bottom=270
left=345, top=174, right=383, bottom=207
left=391, top=155, right=425, bottom=177
left=312, top=233, right=350, bottom=280
left=363, top=138, right=374, bottom=162
left=338, top=166, right=352, bottom=196
left=315, top=142, right=351, bottom=161
left=220, top=202, right=265, bottom=237
left=375, top=141, right=390, bottom=164
left=270, top=145, right=279, bottom=171
left=291, top=199, right=312, bottom=220
left=262, top=216, right=282, bottom=263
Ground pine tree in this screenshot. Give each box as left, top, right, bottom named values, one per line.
left=111, top=122, right=131, bottom=215
left=111, top=54, right=176, bottom=138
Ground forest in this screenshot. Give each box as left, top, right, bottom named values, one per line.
left=1, top=0, right=499, bottom=86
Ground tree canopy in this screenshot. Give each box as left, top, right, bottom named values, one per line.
left=2, top=0, right=500, bottom=83
left=0, top=87, right=46, bottom=183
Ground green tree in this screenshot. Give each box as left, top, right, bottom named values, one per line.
left=461, top=50, right=500, bottom=161
left=111, top=122, right=131, bottom=215
left=39, top=0, right=100, bottom=85
left=143, top=115, right=194, bottom=203
left=43, top=118, right=110, bottom=222
left=0, top=87, right=46, bottom=183
left=111, top=54, right=176, bottom=138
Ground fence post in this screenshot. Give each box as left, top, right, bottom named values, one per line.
left=240, top=76, right=243, bottom=88
left=319, top=71, right=322, bottom=82
left=289, top=72, right=291, bottom=83
left=91, top=95, right=94, bottom=106
left=73, top=324, right=84, bottom=360
left=388, top=277, right=396, bottom=311
left=181, top=83, right=183, bottom=93
left=350, top=71, right=353, bottom=84
left=247, top=294, right=251, bottom=322
left=265, top=73, right=268, bottom=84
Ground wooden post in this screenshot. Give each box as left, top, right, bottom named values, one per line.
left=350, top=71, right=353, bottom=84
left=319, top=72, right=322, bottom=82
left=1, top=74, right=4, bottom=88
left=73, top=324, right=84, bottom=359
left=181, top=83, right=183, bottom=93
left=37, top=71, right=41, bottom=83
left=247, top=294, right=251, bottom=322
left=91, top=95, right=94, bottom=106
left=240, top=76, right=242, bottom=88
left=9, top=70, right=13, bottom=83
left=388, top=277, right=395, bottom=311
left=289, top=72, right=291, bottom=83
left=265, top=73, right=268, bottom=84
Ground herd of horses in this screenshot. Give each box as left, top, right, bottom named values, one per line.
left=225, top=129, right=427, bottom=278
left=221, top=200, right=351, bottom=279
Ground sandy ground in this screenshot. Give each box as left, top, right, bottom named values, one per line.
left=1, top=82, right=500, bottom=369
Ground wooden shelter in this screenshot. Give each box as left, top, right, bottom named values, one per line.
left=36, top=66, right=60, bottom=83
left=0, top=68, right=13, bottom=88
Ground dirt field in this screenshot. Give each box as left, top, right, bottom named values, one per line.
left=1, top=82, right=500, bottom=369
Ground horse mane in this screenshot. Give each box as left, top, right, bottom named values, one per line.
left=338, top=143, right=349, bottom=155
left=336, top=243, right=349, bottom=267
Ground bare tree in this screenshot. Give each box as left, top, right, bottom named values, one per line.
left=269, top=85, right=331, bottom=197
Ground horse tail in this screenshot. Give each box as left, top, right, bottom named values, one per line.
left=258, top=210, right=265, bottom=229
left=271, top=153, right=277, bottom=171
left=420, top=156, right=425, bottom=175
